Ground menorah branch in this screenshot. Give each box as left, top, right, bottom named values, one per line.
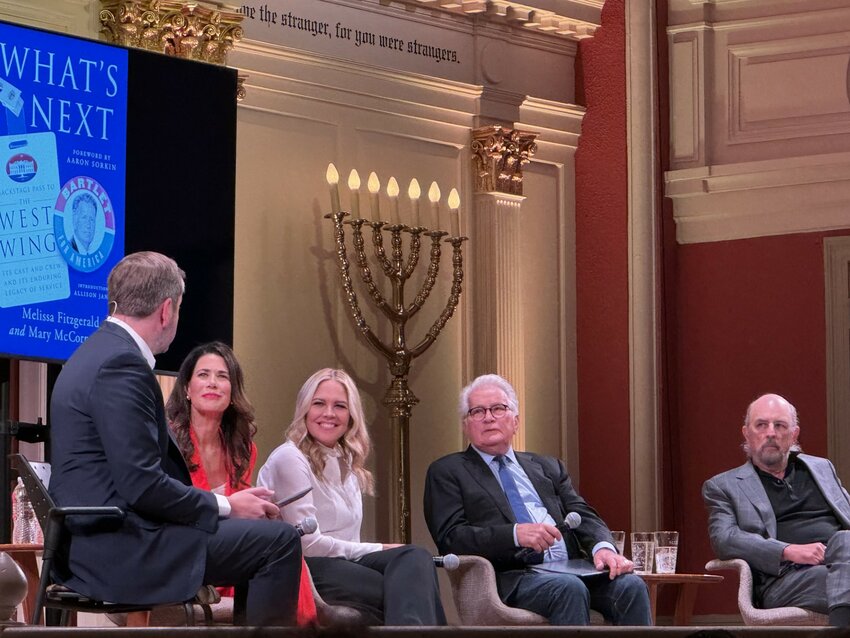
left=324, top=165, right=465, bottom=543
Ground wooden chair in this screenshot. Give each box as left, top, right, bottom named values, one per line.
left=447, top=554, right=606, bottom=625
left=11, top=453, right=217, bottom=626
left=705, top=558, right=829, bottom=626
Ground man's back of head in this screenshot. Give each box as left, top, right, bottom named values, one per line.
left=108, top=251, right=185, bottom=318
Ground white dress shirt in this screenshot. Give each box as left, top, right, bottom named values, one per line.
left=257, top=441, right=382, bottom=559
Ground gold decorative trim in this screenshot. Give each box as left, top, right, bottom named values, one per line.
left=99, top=0, right=244, bottom=65
left=470, top=125, right=538, bottom=195
left=393, top=0, right=600, bottom=41
left=236, top=74, right=247, bottom=102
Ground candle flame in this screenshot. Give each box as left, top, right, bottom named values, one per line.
left=367, top=172, right=380, bottom=194
left=347, top=169, right=361, bottom=190
left=326, top=163, right=339, bottom=185
left=428, top=181, right=441, bottom=204
left=387, top=177, right=400, bottom=198
left=408, top=178, right=421, bottom=199
left=448, top=188, right=460, bottom=210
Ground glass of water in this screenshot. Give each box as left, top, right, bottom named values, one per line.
left=610, top=530, right=626, bottom=556
left=630, top=532, right=655, bottom=574
left=653, top=530, right=679, bottom=573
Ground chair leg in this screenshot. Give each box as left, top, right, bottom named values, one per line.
left=30, top=558, right=53, bottom=625
left=59, top=609, right=72, bottom=626
left=201, top=604, right=213, bottom=626
left=183, top=602, right=195, bottom=626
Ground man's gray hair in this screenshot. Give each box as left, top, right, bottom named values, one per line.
left=107, top=251, right=185, bottom=318
left=458, top=374, right=519, bottom=419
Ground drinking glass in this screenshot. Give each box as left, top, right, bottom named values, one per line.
left=630, top=532, right=655, bottom=574
left=653, top=530, right=679, bottom=574
left=610, top=530, right=626, bottom=556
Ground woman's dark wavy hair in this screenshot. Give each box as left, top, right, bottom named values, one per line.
left=166, top=341, right=256, bottom=489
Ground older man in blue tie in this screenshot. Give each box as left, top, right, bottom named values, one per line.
left=424, top=374, right=651, bottom=626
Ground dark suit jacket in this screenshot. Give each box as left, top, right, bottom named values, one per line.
left=49, top=321, right=219, bottom=604
left=424, top=446, right=615, bottom=597
left=702, top=454, right=850, bottom=602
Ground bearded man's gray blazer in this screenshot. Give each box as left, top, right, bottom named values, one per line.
left=703, top=454, right=850, bottom=599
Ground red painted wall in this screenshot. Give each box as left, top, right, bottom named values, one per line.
left=575, top=0, right=850, bottom=616
left=574, top=0, right=631, bottom=528
left=677, top=229, right=850, bottom=613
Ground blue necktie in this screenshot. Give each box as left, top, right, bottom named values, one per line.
left=495, top=455, right=544, bottom=565
left=495, top=455, right=534, bottom=524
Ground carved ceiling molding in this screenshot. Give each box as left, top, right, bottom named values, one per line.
left=386, top=0, right=599, bottom=41
left=471, top=125, right=538, bottom=195
left=99, top=0, right=244, bottom=65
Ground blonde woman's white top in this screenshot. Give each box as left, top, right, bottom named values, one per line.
left=257, top=440, right=382, bottom=559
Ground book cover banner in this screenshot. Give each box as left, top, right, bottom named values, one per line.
left=0, top=21, right=128, bottom=361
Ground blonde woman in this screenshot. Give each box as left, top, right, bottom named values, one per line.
left=257, top=368, right=446, bottom=626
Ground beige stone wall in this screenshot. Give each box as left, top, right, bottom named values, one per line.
left=228, top=35, right=584, bottom=547
left=7, top=1, right=589, bottom=554
left=7, top=0, right=588, bottom=623
left=666, top=0, right=850, bottom=244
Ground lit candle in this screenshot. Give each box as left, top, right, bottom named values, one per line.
left=407, top=178, right=421, bottom=227
left=387, top=177, right=400, bottom=225
left=427, top=181, right=441, bottom=230
left=448, top=188, right=460, bottom=237
left=347, top=169, right=361, bottom=218
left=326, top=163, right=340, bottom=213
left=367, top=172, right=381, bottom=221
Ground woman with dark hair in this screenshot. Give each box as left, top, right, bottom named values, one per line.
left=167, top=342, right=316, bottom=625
left=167, top=342, right=256, bottom=496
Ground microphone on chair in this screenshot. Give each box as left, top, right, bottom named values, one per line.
left=295, top=516, right=318, bottom=536
left=564, top=512, right=582, bottom=530
left=433, top=554, right=460, bottom=571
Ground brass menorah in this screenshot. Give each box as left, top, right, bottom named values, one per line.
left=323, top=163, right=466, bottom=543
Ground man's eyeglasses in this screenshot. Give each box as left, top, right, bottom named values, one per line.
left=467, top=404, right=510, bottom=421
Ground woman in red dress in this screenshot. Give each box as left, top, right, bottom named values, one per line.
left=167, top=341, right=316, bottom=625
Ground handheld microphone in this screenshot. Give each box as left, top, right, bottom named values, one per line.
left=295, top=516, right=318, bottom=536
left=433, top=553, right=460, bottom=571
left=564, top=512, right=582, bottom=530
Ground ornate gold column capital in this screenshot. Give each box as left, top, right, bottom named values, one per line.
left=99, top=0, right=244, bottom=65
left=470, top=125, right=538, bottom=196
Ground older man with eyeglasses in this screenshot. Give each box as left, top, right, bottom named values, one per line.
left=423, top=374, right=651, bottom=626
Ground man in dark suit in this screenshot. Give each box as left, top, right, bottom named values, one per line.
left=703, top=393, right=850, bottom=626
left=49, top=251, right=302, bottom=625
left=424, top=374, right=651, bottom=625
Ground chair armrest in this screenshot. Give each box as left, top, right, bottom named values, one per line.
left=42, top=507, right=125, bottom=560
left=706, top=558, right=828, bottom=626
left=706, top=558, right=755, bottom=619
left=447, top=555, right=547, bottom=626
left=51, top=506, right=125, bottom=519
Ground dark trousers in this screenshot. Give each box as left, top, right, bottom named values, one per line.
left=203, top=518, right=302, bottom=626
left=762, top=530, right=850, bottom=615
left=307, top=545, right=447, bottom=625
left=503, top=570, right=652, bottom=626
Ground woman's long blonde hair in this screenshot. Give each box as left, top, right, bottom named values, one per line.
left=285, top=368, right=374, bottom=495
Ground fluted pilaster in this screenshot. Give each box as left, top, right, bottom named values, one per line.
left=468, top=126, right=537, bottom=449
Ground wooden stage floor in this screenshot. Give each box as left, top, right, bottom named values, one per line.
left=0, top=626, right=841, bottom=637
